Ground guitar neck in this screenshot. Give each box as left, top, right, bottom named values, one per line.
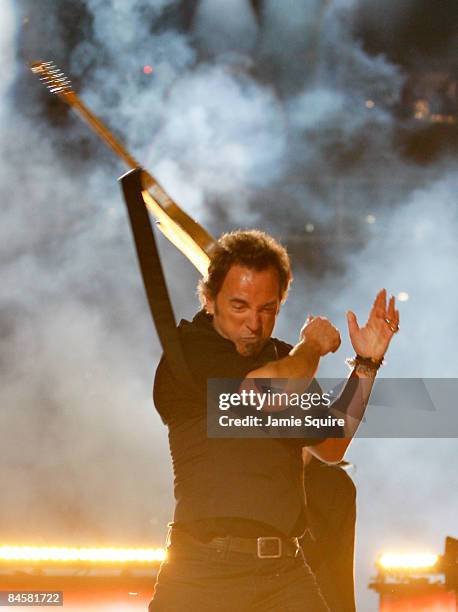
left=30, top=60, right=217, bottom=275
left=31, top=61, right=175, bottom=207
left=63, top=90, right=174, bottom=208
left=64, top=90, right=140, bottom=170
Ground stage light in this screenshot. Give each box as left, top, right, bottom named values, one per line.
left=365, top=100, right=375, bottom=109
left=143, top=65, right=153, bottom=75
left=377, top=552, right=439, bottom=571
left=365, top=214, right=376, bottom=224
left=397, top=291, right=409, bottom=302
left=305, top=223, right=315, bottom=233
left=0, top=545, right=166, bottom=564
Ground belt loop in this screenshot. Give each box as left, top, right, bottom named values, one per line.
left=212, top=536, right=230, bottom=561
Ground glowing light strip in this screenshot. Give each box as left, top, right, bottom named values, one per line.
left=377, top=552, right=439, bottom=570
left=0, top=546, right=166, bottom=563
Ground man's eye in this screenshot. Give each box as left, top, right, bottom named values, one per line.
left=232, top=304, right=245, bottom=311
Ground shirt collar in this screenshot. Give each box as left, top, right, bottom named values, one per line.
left=189, top=309, right=278, bottom=363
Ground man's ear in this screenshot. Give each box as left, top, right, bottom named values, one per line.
left=204, top=292, right=215, bottom=315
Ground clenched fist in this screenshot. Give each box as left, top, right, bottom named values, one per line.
left=299, top=316, right=341, bottom=356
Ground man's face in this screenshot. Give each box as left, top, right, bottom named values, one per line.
left=205, top=264, right=281, bottom=357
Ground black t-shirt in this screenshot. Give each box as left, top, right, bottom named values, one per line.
left=154, top=310, right=334, bottom=539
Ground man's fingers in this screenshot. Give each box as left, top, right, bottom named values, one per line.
left=375, top=288, right=386, bottom=305
left=386, top=296, right=400, bottom=332
left=387, top=295, right=396, bottom=320
left=331, top=334, right=342, bottom=353
left=370, top=288, right=386, bottom=318
left=347, top=310, right=359, bottom=336
left=377, top=288, right=387, bottom=316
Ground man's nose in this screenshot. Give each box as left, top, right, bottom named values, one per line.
left=245, top=310, right=262, bottom=333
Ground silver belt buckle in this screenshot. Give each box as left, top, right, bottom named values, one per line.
left=257, top=536, right=282, bottom=559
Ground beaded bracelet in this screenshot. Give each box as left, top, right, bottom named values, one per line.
left=345, top=354, right=384, bottom=372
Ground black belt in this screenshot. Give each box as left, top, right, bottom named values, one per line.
left=169, top=528, right=301, bottom=559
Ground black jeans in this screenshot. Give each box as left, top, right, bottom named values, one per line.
left=149, top=536, right=330, bottom=612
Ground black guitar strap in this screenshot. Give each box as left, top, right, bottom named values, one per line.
left=119, top=167, right=197, bottom=391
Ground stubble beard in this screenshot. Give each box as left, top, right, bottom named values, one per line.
left=237, top=337, right=266, bottom=357
left=212, top=302, right=266, bottom=357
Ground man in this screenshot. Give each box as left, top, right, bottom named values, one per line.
left=302, top=454, right=357, bottom=612
left=149, top=230, right=399, bottom=611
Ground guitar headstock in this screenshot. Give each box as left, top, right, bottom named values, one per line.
left=30, top=61, right=74, bottom=95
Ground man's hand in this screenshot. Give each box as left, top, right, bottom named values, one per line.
left=300, top=316, right=341, bottom=356
left=347, top=289, right=399, bottom=361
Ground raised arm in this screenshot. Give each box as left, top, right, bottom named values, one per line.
left=245, top=316, right=341, bottom=379
left=306, top=289, right=399, bottom=463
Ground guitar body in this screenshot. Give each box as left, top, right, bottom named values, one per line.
left=140, top=170, right=216, bottom=275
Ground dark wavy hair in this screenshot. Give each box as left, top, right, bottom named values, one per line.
left=198, top=229, right=292, bottom=306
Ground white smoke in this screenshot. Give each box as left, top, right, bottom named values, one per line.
left=193, top=0, right=259, bottom=55
left=0, top=0, right=16, bottom=115
left=277, top=168, right=456, bottom=611
left=1, top=1, right=457, bottom=609
left=148, top=64, right=287, bottom=217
